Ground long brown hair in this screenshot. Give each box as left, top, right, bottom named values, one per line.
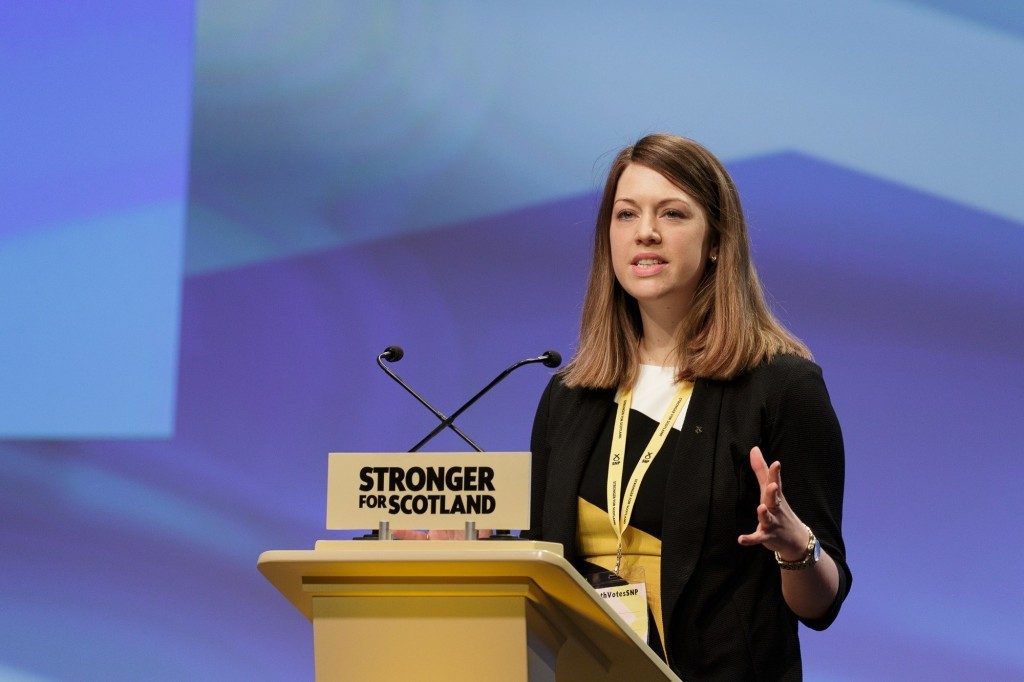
left=561, top=134, right=810, bottom=389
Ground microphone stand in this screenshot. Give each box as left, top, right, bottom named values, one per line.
left=408, top=351, right=559, bottom=452
left=376, top=350, right=483, bottom=452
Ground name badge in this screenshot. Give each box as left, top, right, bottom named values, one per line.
left=589, top=570, right=649, bottom=643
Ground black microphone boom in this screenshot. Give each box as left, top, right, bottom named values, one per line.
left=376, top=347, right=483, bottom=452
left=408, top=349, right=563, bottom=452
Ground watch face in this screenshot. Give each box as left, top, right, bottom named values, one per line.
left=812, top=539, right=822, bottom=562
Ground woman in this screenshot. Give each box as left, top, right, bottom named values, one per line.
left=524, top=134, right=850, bottom=680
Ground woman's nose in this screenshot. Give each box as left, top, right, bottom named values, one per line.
left=635, top=216, right=660, bottom=244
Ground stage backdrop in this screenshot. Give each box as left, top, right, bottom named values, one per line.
left=1, top=1, right=1022, bottom=680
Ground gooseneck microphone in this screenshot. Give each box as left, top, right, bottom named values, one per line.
left=376, top=346, right=562, bottom=452
left=408, top=350, right=562, bottom=452
left=376, top=346, right=483, bottom=452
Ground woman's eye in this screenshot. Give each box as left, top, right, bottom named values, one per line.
left=664, top=209, right=685, bottom=219
left=616, top=210, right=636, bottom=220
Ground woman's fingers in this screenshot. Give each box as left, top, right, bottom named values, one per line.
left=751, top=448, right=785, bottom=512
left=391, top=529, right=430, bottom=540
left=387, top=529, right=497, bottom=540
left=749, top=446, right=769, bottom=489
left=740, top=450, right=798, bottom=551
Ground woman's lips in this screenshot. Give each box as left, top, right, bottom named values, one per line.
left=631, top=255, right=667, bottom=276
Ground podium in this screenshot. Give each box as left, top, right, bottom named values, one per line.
left=258, top=540, right=681, bottom=681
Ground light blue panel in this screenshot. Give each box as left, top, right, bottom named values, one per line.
left=0, top=203, right=185, bottom=437
left=0, top=2, right=193, bottom=437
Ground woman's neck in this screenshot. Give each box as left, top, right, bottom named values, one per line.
left=638, top=325, right=679, bottom=364
left=638, top=308, right=685, bottom=366
left=639, top=338, right=676, bottom=366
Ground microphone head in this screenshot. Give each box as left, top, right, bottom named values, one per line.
left=381, top=345, right=404, bottom=362
left=541, top=350, right=562, bottom=368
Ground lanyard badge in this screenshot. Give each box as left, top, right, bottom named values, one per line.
left=606, top=381, right=692, bottom=574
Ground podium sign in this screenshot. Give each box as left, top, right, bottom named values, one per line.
left=326, top=451, right=530, bottom=530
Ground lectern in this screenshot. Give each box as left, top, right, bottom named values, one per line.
left=258, top=540, right=681, bottom=681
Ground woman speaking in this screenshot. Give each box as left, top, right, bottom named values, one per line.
left=524, top=134, right=851, bottom=680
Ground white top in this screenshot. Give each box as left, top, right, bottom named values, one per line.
left=616, top=364, right=690, bottom=430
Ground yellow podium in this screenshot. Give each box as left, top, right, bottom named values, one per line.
left=258, top=540, right=680, bottom=682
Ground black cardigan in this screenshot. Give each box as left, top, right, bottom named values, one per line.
left=524, top=355, right=851, bottom=680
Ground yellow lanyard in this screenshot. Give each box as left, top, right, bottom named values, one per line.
left=607, top=379, right=693, bottom=574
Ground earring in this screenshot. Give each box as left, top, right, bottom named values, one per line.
left=710, top=254, right=718, bottom=263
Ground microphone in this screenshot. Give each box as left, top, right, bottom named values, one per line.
left=538, top=350, right=562, bottom=368
left=407, top=349, right=563, bottom=452
left=377, top=346, right=483, bottom=451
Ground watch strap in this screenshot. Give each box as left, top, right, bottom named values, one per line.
left=775, top=526, right=820, bottom=571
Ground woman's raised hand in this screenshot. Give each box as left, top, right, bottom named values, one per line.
left=737, top=446, right=808, bottom=561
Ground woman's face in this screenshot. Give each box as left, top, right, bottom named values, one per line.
left=609, top=163, right=716, bottom=319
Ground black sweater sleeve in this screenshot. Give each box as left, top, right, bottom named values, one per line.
left=762, top=358, right=851, bottom=630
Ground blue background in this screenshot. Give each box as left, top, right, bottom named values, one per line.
left=2, top=1, right=1022, bottom=679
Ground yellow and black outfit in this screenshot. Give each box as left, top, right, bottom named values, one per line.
left=524, top=355, right=851, bottom=680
